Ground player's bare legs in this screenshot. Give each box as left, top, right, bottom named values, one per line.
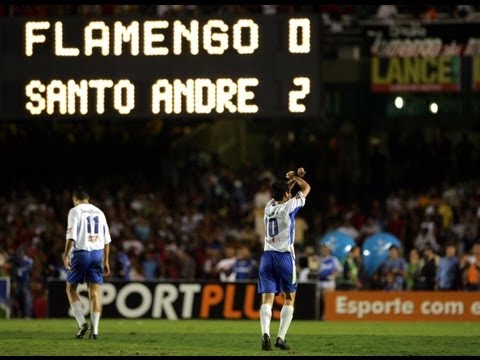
left=66, top=282, right=79, bottom=304
left=88, top=283, right=102, bottom=339
left=66, top=283, right=88, bottom=338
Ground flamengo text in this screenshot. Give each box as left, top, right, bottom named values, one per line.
left=24, top=18, right=311, bottom=56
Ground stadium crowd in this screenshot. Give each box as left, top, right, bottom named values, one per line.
left=1, top=137, right=480, bottom=319
left=1, top=4, right=479, bottom=23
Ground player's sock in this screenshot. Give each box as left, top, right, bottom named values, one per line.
left=277, top=305, right=294, bottom=340
left=90, top=312, right=100, bottom=334
left=71, top=301, right=86, bottom=327
left=259, top=303, right=272, bottom=337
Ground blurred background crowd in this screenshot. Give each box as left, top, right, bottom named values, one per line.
left=1, top=4, right=480, bottom=319
left=2, top=142, right=480, bottom=319
left=1, top=4, right=480, bottom=23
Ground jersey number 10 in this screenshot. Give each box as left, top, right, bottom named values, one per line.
left=266, top=218, right=279, bottom=237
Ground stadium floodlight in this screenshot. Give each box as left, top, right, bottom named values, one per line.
left=394, top=96, right=404, bottom=109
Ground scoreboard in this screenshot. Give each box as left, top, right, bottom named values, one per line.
left=0, top=15, right=321, bottom=120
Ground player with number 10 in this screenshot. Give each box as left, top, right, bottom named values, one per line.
left=257, top=167, right=311, bottom=351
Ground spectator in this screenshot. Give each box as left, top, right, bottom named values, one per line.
left=379, top=245, right=407, bottom=291
left=178, top=247, right=197, bottom=280
left=115, top=246, right=132, bottom=281
left=252, top=177, right=272, bottom=244
left=405, top=248, right=422, bottom=290
left=216, top=245, right=237, bottom=282
left=436, top=197, right=454, bottom=232
left=298, top=245, right=321, bottom=282
left=337, top=215, right=360, bottom=243
left=231, top=245, right=257, bottom=280
left=359, top=214, right=382, bottom=244
left=461, top=242, right=480, bottom=291
left=417, top=242, right=439, bottom=290
left=337, top=245, right=362, bottom=290
left=317, top=243, right=343, bottom=321
left=458, top=225, right=477, bottom=257
left=436, top=243, right=462, bottom=290
left=345, top=203, right=366, bottom=234
left=414, top=222, right=440, bottom=253
left=141, top=245, right=159, bottom=280
left=129, top=258, right=145, bottom=281
left=0, top=248, right=8, bottom=276
left=385, top=209, right=406, bottom=244
left=294, top=214, right=309, bottom=252
left=8, top=247, right=34, bottom=318
left=318, top=244, right=343, bottom=292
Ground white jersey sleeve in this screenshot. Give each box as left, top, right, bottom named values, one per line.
left=66, top=203, right=112, bottom=252
left=263, top=191, right=306, bottom=258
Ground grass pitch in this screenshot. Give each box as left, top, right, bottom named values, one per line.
left=0, top=319, right=478, bottom=356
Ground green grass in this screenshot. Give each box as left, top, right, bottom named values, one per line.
left=0, top=319, right=478, bottom=356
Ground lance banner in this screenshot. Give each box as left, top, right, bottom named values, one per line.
left=364, top=22, right=480, bottom=92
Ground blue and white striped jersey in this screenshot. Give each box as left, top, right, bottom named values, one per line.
left=66, top=203, right=111, bottom=252
left=263, top=191, right=306, bottom=259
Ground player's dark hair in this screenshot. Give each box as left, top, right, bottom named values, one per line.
left=271, top=180, right=289, bottom=201
left=72, top=186, right=89, bottom=200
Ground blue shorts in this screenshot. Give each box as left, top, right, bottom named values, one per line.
left=66, top=250, right=104, bottom=285
left=257, top=251, right=297, bottom=295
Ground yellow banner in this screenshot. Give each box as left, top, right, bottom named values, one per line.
left=371, top=56, right=460, bottom=92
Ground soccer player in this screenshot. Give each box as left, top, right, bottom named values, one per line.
left=257, top=167, right=311, bottom=351
left=63, top=186, right=111, bottom=340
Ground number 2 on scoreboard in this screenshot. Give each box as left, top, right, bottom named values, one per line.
left=288, top=77, right=310, bottom=113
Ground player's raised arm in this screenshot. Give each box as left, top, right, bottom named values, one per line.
left=286, top=173, right=297, bottom=192
left=286, top=167, right=311, bottom=198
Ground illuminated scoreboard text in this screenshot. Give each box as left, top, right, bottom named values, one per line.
left=0, top=16, right=320, bottom=119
